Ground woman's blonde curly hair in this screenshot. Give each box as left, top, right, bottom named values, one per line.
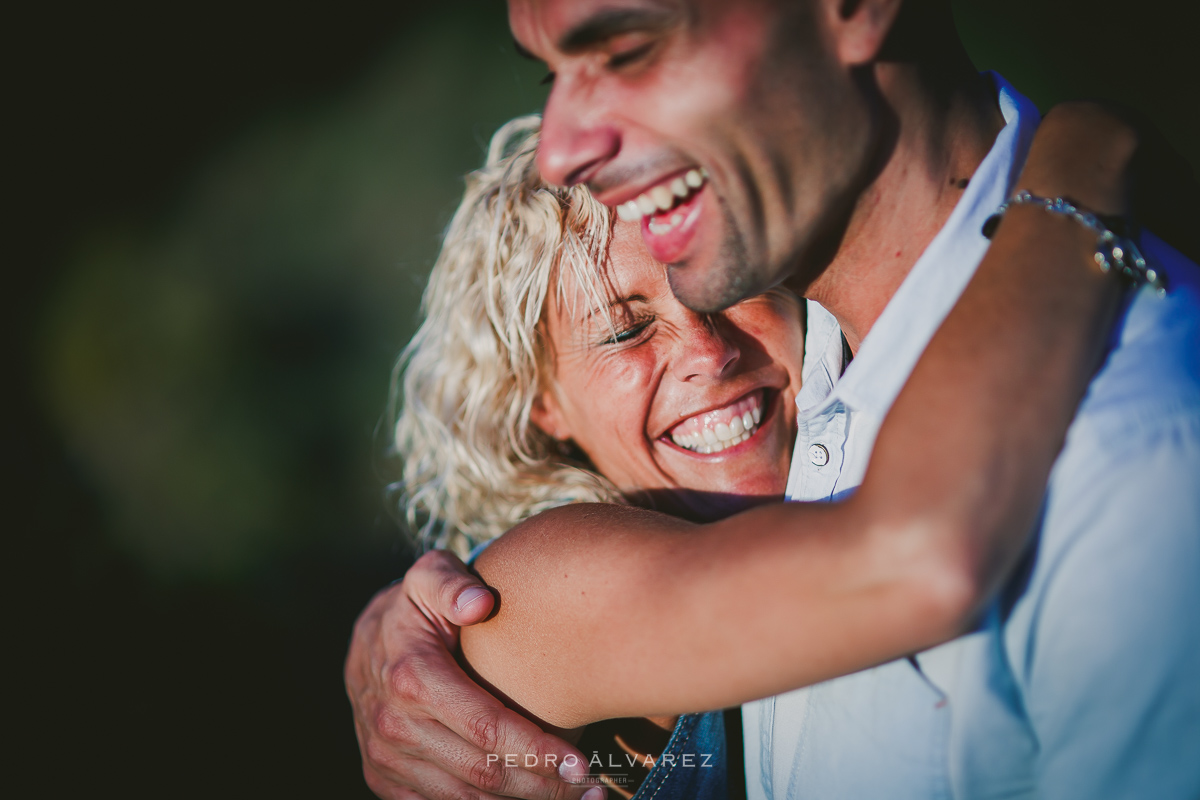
left=390, top=115, right=624, bottom=557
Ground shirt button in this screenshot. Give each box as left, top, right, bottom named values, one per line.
left=808, top=444, right=830, bottom=467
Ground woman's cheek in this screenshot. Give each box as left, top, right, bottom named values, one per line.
left=585, top=347, right=658, bottom=393
left=586, top=350, right=662, bottom=451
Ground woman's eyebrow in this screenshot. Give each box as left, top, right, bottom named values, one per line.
left=558, top=7, right=676, bottom=54
left=585, top=293, right=649, bottom=322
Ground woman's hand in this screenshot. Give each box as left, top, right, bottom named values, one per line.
left=345, top=550, right=598, bottom=800
left=1021, top=101, right=1139, bottom=215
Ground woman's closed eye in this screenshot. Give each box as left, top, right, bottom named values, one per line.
left=602, top=318, right=654, bottom=346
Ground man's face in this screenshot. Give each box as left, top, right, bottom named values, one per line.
left=510, top=0, right=880, bottom=312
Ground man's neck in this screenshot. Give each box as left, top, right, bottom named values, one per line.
left=802, top=67, right=1005, bottom=354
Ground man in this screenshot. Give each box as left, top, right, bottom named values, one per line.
left=346, top=1, right=1200, bottom=798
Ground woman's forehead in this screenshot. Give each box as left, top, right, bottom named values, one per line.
left=608, top=219, right=666, bottom=284
left=554, top=221, right=670, bottom=321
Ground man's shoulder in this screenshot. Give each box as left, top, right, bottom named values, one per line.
left=1015, top=234, right=1200, bottom=658
left=1042, top=230, right=1200, bottom=532
left=1074, top=230, right=1200, bottom=441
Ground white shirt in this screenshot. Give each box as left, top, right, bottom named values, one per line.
left=743, top=75, right=1200, bottom=799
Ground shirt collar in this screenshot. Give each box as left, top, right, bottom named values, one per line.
left=795, top=74, right=1040, bottom=421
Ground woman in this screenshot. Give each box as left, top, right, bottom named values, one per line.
left=394, top=118, right=809, bottom=796
left=389, top=114, right=1128, bottom=798
left=395, top=115, right=803, bottom=558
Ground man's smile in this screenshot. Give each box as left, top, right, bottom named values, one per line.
left=614, top=166, right=707, bottom=222
left=610, top=167, right=709, bottom=264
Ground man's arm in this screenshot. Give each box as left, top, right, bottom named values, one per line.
left=460, top=104, right=1135, bottom=728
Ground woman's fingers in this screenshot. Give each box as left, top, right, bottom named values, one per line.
left=1020, top=102, right=1139, bottom=216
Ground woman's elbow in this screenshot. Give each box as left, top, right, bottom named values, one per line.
left=884, top=517, right=990, bottom=646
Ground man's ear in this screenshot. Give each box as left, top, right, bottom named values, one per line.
left=825, top=0, right=903, bottom=66
left=530, top=389, right=573, bottom=442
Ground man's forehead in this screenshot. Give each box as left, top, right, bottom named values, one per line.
left=509, top=0, right=681, bottom=56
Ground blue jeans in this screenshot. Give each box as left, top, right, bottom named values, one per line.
left=632, top=711, right=729, bottom=800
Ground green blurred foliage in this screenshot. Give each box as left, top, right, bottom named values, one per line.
left=40, top=6, right=547, bottom=579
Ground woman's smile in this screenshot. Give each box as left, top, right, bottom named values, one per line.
left=532, top=220, right=805, bottom=519
left=660, top=388, right=773, bottom=455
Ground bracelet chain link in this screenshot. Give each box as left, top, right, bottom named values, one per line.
left=983, top=190, right=1167, bottom=295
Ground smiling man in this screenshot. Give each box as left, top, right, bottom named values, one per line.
left=346, top=1, right=1200, bottom=798
left=518, top=0, right=877, bottom=314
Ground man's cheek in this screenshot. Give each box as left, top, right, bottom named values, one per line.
left=649, top=54, right=755, bottom=134
left=691, top=5, right=773, bottom=105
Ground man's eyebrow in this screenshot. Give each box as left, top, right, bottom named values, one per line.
left=558, top=7, right=675, bottom=53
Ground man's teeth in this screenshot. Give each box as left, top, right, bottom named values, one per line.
left=650, top=185, right=673, bottom=209
left=616, top=168, right=707, bottom=222
left=669, top=394, right=764, bottom=455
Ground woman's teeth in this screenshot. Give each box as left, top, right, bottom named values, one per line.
left=668, top=393, right=764, bottom=455
left=616, top=168, right=707, bottom=222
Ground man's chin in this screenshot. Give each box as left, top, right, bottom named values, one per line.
left=659, top=198, right=778, bottom=311
left=666, top=257, right=767, bottom=313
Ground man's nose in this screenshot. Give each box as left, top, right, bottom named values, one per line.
left=537, top=86, right=620, bottom=187
left=671, top=316, right=741, bottom=384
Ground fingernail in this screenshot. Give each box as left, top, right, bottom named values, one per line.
left=582, top=787, right=605, bottom=800
left=558, top=753, right=588, bottom=784
left=454, top=586, right=490, bottom=613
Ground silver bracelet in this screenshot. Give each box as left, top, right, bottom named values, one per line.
left=982, top=190, right=1166, bottom=295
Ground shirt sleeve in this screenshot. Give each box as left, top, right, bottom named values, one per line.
left=1019, top=412, right=1200, bottom=799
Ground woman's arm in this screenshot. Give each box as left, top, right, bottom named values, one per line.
left=461, top=104, right=1136, bottom=729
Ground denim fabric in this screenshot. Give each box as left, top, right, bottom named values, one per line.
left=632, top=711, right=728, bottom=800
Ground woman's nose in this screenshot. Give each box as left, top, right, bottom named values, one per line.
left=671, top=316, right=741, bottom=384
left=536, top=84, right=621, bottom=187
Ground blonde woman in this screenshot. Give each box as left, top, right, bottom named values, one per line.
left=393, top=118, right=807, bottom=797
left=393, top=115, right=623, bottom=556
left=355, top=112, right=1142, bottom=800
left=394, top=116, right=800, bottom=560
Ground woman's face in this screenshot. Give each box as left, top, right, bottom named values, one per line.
left=533, top=221, right=805, bottom=521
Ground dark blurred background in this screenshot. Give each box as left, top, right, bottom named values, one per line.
left=7, top=1, right=1196, bottom=796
